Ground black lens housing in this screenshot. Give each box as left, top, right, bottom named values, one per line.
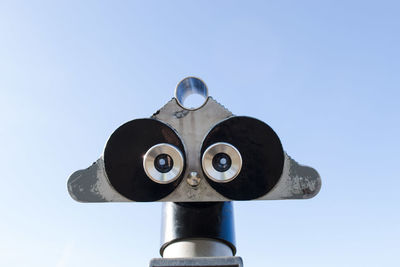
left=104, top=119, right=185, bottom=202
left=201, top=116, right=284, bottom=200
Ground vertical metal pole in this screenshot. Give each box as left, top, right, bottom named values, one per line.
left=160, top=202, right=236, bottom=258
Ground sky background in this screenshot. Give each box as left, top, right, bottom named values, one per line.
left=1, top=1, right=399, bottom=266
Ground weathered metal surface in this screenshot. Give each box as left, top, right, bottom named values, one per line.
left=149, top=256, right=243, bottom=267
left=67, top=157, right=129, bottom=202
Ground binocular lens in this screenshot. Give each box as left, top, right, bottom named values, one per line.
left=212, top=153, right=232, bottom=172
left=202, top=142, right=242, bottom=183
left=143, top=143, right=184, bottom=184
left=104, top=119, right=185, bottom=201
left=154, top=154, right=174, bottom=173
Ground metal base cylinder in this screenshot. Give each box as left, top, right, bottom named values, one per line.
left=160, top=202, right=236, bottom=257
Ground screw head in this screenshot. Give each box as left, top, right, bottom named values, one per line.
left=186, top=171, right=201, bottom=187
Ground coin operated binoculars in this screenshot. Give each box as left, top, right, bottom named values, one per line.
left=68, top=77, right=321, bottom=267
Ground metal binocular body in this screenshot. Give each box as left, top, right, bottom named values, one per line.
left=68, top=77, right=321, bottom=203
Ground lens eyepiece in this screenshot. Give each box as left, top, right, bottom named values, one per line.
left=143, top=143, right=184, bottom=184
left=155, top=154, right=174, bottom=173
left=212, top=153, right=232, bottom=172
left=202, top=142, right=242, bottom=183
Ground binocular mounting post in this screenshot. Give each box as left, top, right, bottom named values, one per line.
left=150, top=201, right=244, bottom=266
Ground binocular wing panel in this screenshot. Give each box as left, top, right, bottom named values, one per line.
left=68, top=157, right=129, bottom=202
left=261, top=154, right=321, bottom=200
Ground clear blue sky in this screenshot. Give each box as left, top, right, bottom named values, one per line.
left=1, top=1, right=399, bottom=266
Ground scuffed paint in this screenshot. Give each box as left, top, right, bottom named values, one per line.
left=67, top=158, right=129, bottom=202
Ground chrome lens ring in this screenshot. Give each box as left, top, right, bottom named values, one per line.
left=143, top=143, right=184, bottom=184
left=202, top=142, right=242, bottom=183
